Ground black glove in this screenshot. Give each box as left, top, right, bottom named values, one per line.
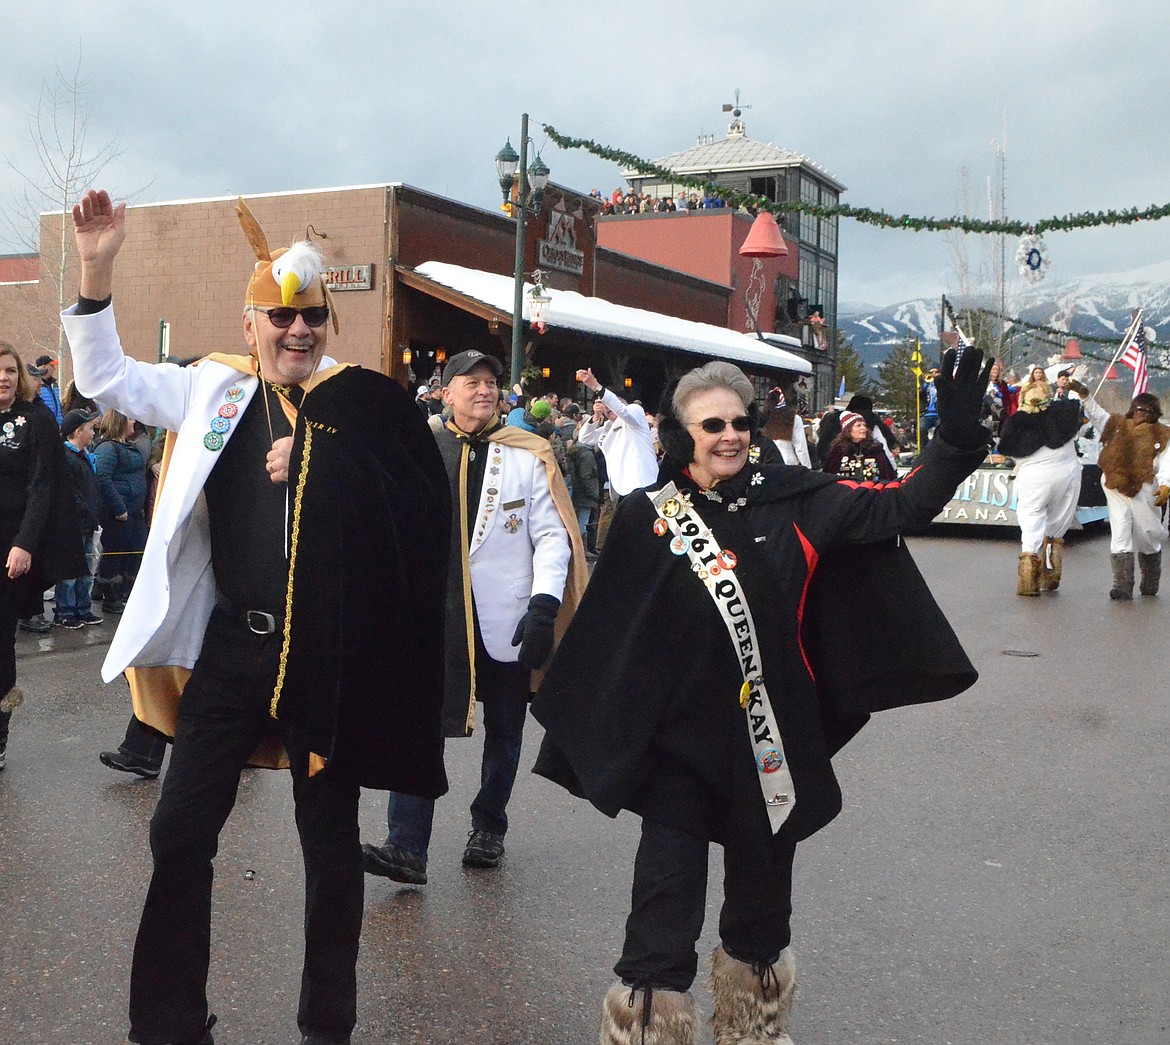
left=934, top=348, right=994, bottom=450
left=510, top=593, right=561, bottom=670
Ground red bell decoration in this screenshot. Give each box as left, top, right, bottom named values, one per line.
left=739, top=212, right=789, bottom=257
left=1062, top=339, right=1082, bottom=360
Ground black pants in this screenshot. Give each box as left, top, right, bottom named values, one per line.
left=1, top=568, right=27, bottom=745
left=615, top=818, right=798, bottom=992
left=118, top=713, right=170, bottom=765
left=127, top=608, right=363, bottom=1045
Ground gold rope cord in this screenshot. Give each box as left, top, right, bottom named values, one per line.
left=271, top=423, right=312, bottom=718
left=459, top=440, right=478, bottom=733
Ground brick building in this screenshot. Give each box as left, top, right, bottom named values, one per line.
left=600, top=108, right=845, bottom=407
left=0, top=181, right=810, bottom=412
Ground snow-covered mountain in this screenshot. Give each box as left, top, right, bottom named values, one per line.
left=841, top=260, right=1170, bottom=377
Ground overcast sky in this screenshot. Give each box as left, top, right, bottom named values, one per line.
left=3, top=0, right=1167, bottom=309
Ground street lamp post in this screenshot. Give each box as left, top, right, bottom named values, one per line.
left=495, top=113, right=550, bottom=390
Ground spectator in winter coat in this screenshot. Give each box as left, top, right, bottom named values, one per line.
left=35, top=355, right=65, bottom=427
left=93, top=408, right=149, bottom=613
left=566, top=439, right=601, bottom=541
left=53, top=408, right=104, bottom=628
left=822, top=411, right=898, bottom=482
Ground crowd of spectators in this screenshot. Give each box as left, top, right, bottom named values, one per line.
left=589, top=186, right=730, bottom=216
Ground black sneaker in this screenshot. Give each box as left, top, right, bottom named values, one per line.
left=462, top=829, right=505, bottom=868
left=19, top=615, right=52, bottom=634
left=362, top=841, right=428, bottom=884
left=54, top=616, right=85, bottom=630
left=76, top=611, right=105, bottom=626
left=99, top=748, right=162, bottom=779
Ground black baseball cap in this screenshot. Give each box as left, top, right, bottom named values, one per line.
left=62, top=408, right=99, bottom=438
left=442, top=350, right=503, bottom=387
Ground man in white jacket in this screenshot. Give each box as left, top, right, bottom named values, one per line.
left=363, top=350, right=586, bottom=884
left=63, top=190, right=449, bottom=1045
left=574, top=366, right=659, bottom=497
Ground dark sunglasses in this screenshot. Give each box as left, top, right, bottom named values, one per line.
left=256, top=305, right=330, bottom=329
left=688, top=415, right=753, bottom=434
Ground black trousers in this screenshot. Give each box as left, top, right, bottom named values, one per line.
left=1, top=568, right=27, bottom=744
left=127, top=608, right=363, bottom=1045
left=615, top=818, right=798, bottom=992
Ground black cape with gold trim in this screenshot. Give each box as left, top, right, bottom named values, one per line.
left=275, top=365, right=451, bottom=795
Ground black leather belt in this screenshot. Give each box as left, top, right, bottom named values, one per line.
left=216, top=595, right=283, bottom=635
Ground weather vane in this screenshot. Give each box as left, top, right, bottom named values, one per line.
left=722, top=90, right=751, bottom=136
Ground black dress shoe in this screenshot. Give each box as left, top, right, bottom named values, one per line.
left=99, top=748, right=162, bottom=779
left=18, top=615, right=52, bottom=633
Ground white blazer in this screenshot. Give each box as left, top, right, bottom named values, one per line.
left=465, top=437, right=571, bottom=661
left=61, top=303, right=335, bottom=683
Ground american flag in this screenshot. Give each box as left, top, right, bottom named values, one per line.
left=1119, top=311, right=1150, bottom=396
left=952, top=326, right=970, bottom=372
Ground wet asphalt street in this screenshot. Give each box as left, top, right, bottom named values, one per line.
left=1, top=527, right=1167, bottom=1045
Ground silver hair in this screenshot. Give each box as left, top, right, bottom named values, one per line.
left=672, top=361, right=754, bottom=418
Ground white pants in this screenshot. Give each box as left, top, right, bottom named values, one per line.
left=1103, top=482, right=1165, bottom=554
left=1015, top=448, right=1081, bottom=554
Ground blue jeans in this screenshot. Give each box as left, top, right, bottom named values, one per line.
left=575, top=506, right=592, bottom=538
left=55, top=531, right=97, bottom=619
left=384, top=649, right=529, bottom=858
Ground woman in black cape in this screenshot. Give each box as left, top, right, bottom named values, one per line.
left=531, top=350, right=992, bottom=1044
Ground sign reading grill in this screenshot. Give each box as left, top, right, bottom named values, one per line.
left=325, top=264, right=374, bottom=291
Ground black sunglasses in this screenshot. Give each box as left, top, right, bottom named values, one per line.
left=255, top=305, right=330, bottom=329
left=688, top=415, right=753, bottom=434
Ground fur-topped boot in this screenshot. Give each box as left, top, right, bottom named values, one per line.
left=0, top=686, right=24, bottom=713
left=1017, top=552, right=1041, bottom=596
left=600, top=981, right=697, bottom=1045
left=1039, top=537, right=1064, bottom=591
left=1139, top=550, right=1162, bottom=596
left=1110, top=552, right=1135, bottom=600
left=709, top=945, right=796, bottom=1045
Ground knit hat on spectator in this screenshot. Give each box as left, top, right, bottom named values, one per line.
left=839, top=410, right=866, bottom=433
left=62, top=408, right=100, bottom=438
left=529, top=400, right=553, bottom=421
left=416, top=385, right=429, bottom=399
left=26, top=363, right=46, bottom=379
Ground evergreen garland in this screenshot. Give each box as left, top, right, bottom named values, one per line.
left=545, top=124, right=1170, bottom=236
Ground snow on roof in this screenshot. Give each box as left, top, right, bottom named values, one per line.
left=413, top=261, right=811, bottom=375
